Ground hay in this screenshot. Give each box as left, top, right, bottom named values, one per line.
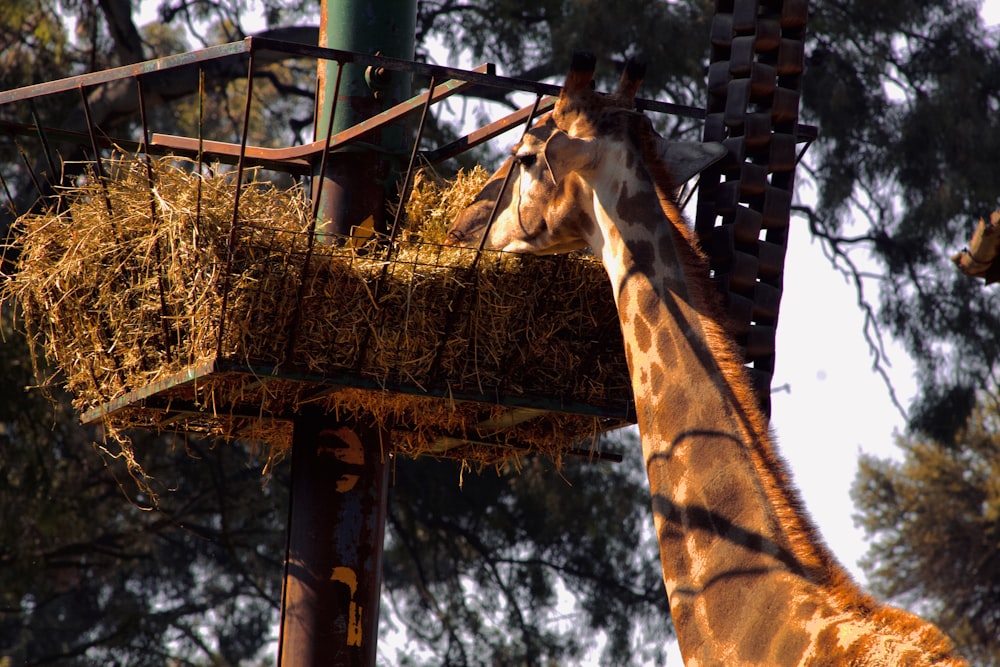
left=3, top=153, right=633, bottom=467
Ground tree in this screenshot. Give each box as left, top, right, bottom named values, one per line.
left=852, top=404, right=1000, bottom=666
left=799, top=0, right=1000, bottom=438
left=5, top=0, right=1000, bottom=664
left=382, top=438, right=670, bottom=666
left=0, top=308, right=287, bottom=665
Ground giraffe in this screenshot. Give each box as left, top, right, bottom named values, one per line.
left=446, top=54, right=967, bottom=666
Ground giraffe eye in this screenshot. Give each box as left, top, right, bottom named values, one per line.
left=516, top=153, right=537, bottom=169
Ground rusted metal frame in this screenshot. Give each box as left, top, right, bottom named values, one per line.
left=78, top=356, right=637, bottom=426
left=14, top=141, right=46, bottom=204
left=148, top=65, right=493, bottom=169
left=422, top=96, right=556, bottom=165
left=308, top=59, right=345, bottom=230
left=0, top=167, right=17, bottom=217
left=794, top=134, right=815, bottom=166
left=214, top=48, right=259, bottom=359
left=136, top=75, right=175, bottom=365
left=386, top=73, right=437, bottom=245
left=429, top=432, right=624, bottom=463
left=369, top=73, right=438, bottom=289
left=282, top=58, right=346, bottom=365
left=148, top=86, right=716, bottom=169
left=77, top=85, right=115, bottom=219
left=0, top=39, right=252, bottom=106
left=0, top=120, right=145, bottom=156
left=473, top=93, right=545, bottom=262
left=346, top=73, right=441, bottom=377
left=252, top=36, right=563, bottom=98
left=251, top=36, right=706, bottom=121
left=28, top=100, right=60, bottom=193
left=309, top=65, right=489, bottom=158
left=0, top=31, right=819, bottom=163
left=195, top=66, right=206, bottom=235
left=0, top=113, right=819, bottom=178
left=423, top=94, right=545, bottom=384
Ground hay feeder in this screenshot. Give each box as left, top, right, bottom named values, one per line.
left=1, top=38, right=644, bottom=468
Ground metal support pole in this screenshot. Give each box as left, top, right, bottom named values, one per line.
left=313, top=0, right=417, bottom=240
left=278, top=0, right=416, bottom=665
left=279, top=418, right=390, bottom=666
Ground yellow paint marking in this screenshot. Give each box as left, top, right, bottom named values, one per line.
left=347, top=601, right=363, bottom=646
left=331, top=566, right=358, bottom=597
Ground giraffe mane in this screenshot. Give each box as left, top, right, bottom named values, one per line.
left=630, top=110, right=963, bottom=664
left=551, top=70, right=855, bottom=597
left=631, top=114, right=863, bottom=597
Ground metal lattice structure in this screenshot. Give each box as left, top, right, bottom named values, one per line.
left=696, top=0, right=815, bottom=416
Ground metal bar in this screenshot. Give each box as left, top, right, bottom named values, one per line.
left=15, top=142, right=45, bottom=204
left=148, top=65, right=493, bottom=166
left=423, top=94, right=545, bottom=384
left=387, top=73, right=436, bottom=244
left=473, top=94, right=544, bottom=259
left=77, top=86, right=114, bottom=219
left=137, top=75, right=174, bottom=365
left=215, top=49, right=258, bottom=359
left=14, top=141, right=45, bottom=204
left=250, top=36, right=708, bottom=120
left=429, top=434, right=624, bottom=463
left=0, top=120, right=146, bottom=156
left=422, top=96, right=556, bottom=164
left=195, top=66, right=205, bottom=236
left=795, top=135, right=815, bottom=166
left=350, top=73, right=440, bottom=372
left=3, top=114, right=819, bottom=170
left=85, top=394, right=626, bottom=462
left=77, top=357, right=637, bottom=426
left=0, top=39, right=253, bottom=105
left=283, top=59, right=346, bottom=364
left=28, top=100, right=59, bottom=189
left=0, top=167, right=17, bottom=217
left=0, top=34, right=692, bottom=119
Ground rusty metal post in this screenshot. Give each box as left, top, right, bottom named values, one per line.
left=280, top=418, right=390, bottom=666
left=278, top=0, right=416, bottom=665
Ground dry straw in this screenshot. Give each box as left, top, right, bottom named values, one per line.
left=3, top=153, right=632, bottom=469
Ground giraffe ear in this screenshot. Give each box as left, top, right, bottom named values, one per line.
left=543, top=130, right=598, bottom=184
left=658, top=139, right=727, bottom=184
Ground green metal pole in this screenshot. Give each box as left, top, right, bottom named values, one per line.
left=278, top=1, right=416, bottom=665
left=314, top=0, right=416, bottom=240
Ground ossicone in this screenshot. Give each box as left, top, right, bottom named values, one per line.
left=613, top=56, right=646, bottom=106
left=565, top=51, right=597, bottom=93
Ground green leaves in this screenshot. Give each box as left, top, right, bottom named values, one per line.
left=853, top=408, right=1000, bottom=664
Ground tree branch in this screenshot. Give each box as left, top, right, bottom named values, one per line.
left=790, top=202, right=908, bottom=420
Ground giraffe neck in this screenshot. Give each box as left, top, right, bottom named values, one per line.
left=581, top=156, right=963, bottom=665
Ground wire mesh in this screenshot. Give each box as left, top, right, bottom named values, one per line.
left=1, top=30, right=812, bottom=460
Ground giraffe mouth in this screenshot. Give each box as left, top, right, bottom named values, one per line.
left=444, top=228, right=467, bottom=246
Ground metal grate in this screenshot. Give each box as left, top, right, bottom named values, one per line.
left=695, top=0, right=814, bottom=416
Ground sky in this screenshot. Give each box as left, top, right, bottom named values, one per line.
left=773, top=0, right=1000, bottom=582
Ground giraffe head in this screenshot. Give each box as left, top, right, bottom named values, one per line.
left=446, top=53, right=724, bottom=253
